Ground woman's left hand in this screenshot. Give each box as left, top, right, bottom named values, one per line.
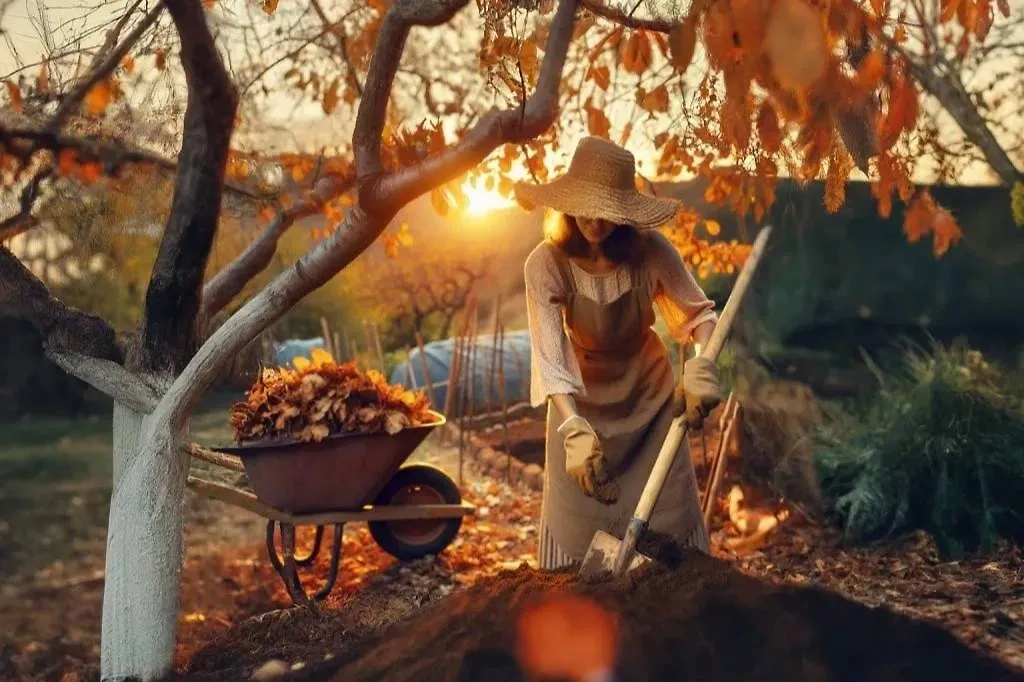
left=672, top=356, right=721, bottom=429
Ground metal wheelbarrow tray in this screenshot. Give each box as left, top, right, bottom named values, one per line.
left=187, top=411, right=474, bottom=605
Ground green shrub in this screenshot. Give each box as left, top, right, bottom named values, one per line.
left=814, top=342, right=1024, bottom=558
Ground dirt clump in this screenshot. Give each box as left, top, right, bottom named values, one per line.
left=245, top=550, right=1024, bottom=682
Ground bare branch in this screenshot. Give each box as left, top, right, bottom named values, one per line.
left=0, top=126, right=268, bottom=201
left=47, top=349, right=159, bottom=412
left=200, top=172, right=355, bottom=323
left=0, top=166, right=49, bottom=240
left=139, top=0, right=239, bottom=373
left=577, top=0, right=672, bottom=31
left=357, top=0, right=579, bottom=213
left=0, top=246, right=123, bottom=363
left=47, top=2, right=166, bottom=131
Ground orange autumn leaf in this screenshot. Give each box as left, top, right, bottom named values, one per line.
left=940, top=0, right=960, bottom=22
left=587, top=64, right=610, bottom=90
left=122, top=55, right=135, bottom=74
left=903, top=189, right=936, bottom=243
left=322, top=78, right=340, bottom=114
left=639, top=85, right=670, bottom=114
left=37, top=63, right=48, bottom=92
left=262, top=0, right=279, bottom=14
left=932, top=207, right=962, bottom=256
left=620, top=30, right=653, bottom=76
left=57, top=149, right=77, bottom=175
left=84, top=78, right=118, bottom=116
left=258, top=205, right=276, bottom=223
left=668, top=16, right=697, bottom=73
left=4, top=80, right=22, bottom=112
left=756, top=102, right=782, bottom=153
left=853, top=51, right=886, bottom=94
left=430, top=188, right=449, bottom=216
left=997, top=0, right=1009, bottom=17
left=585, top=99, right=611, bottom=138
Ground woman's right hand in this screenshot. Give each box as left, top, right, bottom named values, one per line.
left=558, top=415, right=618, bottom=504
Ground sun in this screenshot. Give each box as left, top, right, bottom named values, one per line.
left=462, top=180, right=517, bottom=216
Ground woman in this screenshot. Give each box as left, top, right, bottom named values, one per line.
left=516, top=137, right=723, bottom=570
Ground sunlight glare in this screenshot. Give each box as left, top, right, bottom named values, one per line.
left=462, top=179, right=517, bottom=216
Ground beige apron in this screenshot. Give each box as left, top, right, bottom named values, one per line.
left=538, top=242, right=710, bottom=566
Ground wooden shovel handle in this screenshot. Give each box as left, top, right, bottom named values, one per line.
left=630, top=226, right=772, bottom=525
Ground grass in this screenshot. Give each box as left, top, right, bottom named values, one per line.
left=814, top=341, right=1024, bottom=559
left=0, top=393, right=242, bottom=578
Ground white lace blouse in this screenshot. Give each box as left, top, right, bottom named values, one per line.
left=524, top=230, right=717, bottom=408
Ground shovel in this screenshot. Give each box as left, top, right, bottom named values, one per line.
left=579, top=225, right=773, bottom=578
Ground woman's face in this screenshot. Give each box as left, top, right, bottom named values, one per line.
left=575, top=216, right=615, bottom=245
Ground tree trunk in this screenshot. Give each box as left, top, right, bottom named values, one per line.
left=101, top=390, right=188, bottom=681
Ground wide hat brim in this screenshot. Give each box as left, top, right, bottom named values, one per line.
left=513, top=175, right=680, bottom=229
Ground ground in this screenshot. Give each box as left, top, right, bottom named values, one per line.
left=1, top=402, right=1023, bottom=681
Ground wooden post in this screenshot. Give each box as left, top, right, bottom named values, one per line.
left=361, top=320, right=375, bottom=370
left=372, top=323, right=386, bottom=370
left=416, top=332, right=437, bottom=407
left=497, top=321, right=511, bottom=483
left=457, top=299, right=478, bottom=485
left=320, top=317, right=335, bottom=358
left=442, top=296, right=474, bottom=445
left=342, top=327, right=353, bottom=361
left=333, top=332, right=341, bottom=363
left=486, top=293, right=502, bottom=416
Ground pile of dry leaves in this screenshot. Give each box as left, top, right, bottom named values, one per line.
left=229, top=350, right=434, bottom=443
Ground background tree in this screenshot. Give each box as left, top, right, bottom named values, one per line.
left=0, top=0, right=1018, bottom=680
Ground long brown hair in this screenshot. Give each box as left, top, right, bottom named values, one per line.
left=542, top=210, right=642, bottom=265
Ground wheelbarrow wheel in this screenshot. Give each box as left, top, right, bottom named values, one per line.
left=369, top=464, right=463, bottom=561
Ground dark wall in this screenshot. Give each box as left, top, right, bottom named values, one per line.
left=0, top=316, right=112, bottom=421
left=660, top=178, right=1024, bottom=364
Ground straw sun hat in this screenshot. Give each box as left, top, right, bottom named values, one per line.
left=513, top=136, right=680, bottom=229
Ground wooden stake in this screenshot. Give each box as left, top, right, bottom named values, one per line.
left=333, top=332, right=341, bottom=362
left=457, top=299, right=478, bottom=486
left=342, top=327, right=353, bottom=361
left=486, top=293, right=502, bottom=415
left=702, top=393, right=739, bottom=529
left=372, top=323, right=386, bottom=370
left=361, top=320, right=375, bottom=370
left=497, top=321, right=511, bottom=483
left=320, top=317, right=335, bottom=358
left=415, top=332, right=436, bottom=407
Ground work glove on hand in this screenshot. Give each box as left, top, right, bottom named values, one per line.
left=558, top=415, right=618, bottom=504
left=673, top=356, right=722, bottom=430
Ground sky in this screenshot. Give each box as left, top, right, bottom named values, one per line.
left=0, top=0, right=1020, bottom=189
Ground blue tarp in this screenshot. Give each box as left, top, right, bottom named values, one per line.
left=389, top=331, right=532, bottom=414
left=272, top=337, right=328, bottom=367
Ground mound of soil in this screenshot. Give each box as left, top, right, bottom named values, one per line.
left=241, top=547, right=1024, bottom=682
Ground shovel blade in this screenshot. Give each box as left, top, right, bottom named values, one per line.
left=578, top=530, right=653, bottom=578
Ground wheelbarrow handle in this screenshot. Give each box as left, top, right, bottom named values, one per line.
left=611, top=226, right=772, bottom=574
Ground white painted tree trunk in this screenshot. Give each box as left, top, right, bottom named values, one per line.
left=101, top=398, right=189, bottom=681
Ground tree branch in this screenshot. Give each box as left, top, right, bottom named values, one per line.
left=0, top=166, right=49, bottom=241
left=357, top=0, right=579, bottom=214
left=199, top=172, right=354, bottom=323
left=139, top=0, right=239, bottom=372
left=47, top=1, right=165, bottom=131
left=903, top=56, right=1022, bottom=185
left=47, top=350, right=159, bottom=413
left=0, top=246, right=123, bottom=363
left=577, top=0, right=672, bottom=31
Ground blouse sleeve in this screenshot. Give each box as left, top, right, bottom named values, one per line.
left=523, top=243, right=586, bottom=407
left=646, top=231, right=718, bottom=343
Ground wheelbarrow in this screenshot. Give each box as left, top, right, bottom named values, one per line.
left=186, top=411, right=473, bottom=605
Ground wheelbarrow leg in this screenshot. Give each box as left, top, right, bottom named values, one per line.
left=266, top=521, right=345, bottom=606
left=295, top=525, right=325, bottom=567
left=266, top=520, right=310, bottom=606
left=313, top=523, right=344, bottom=602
